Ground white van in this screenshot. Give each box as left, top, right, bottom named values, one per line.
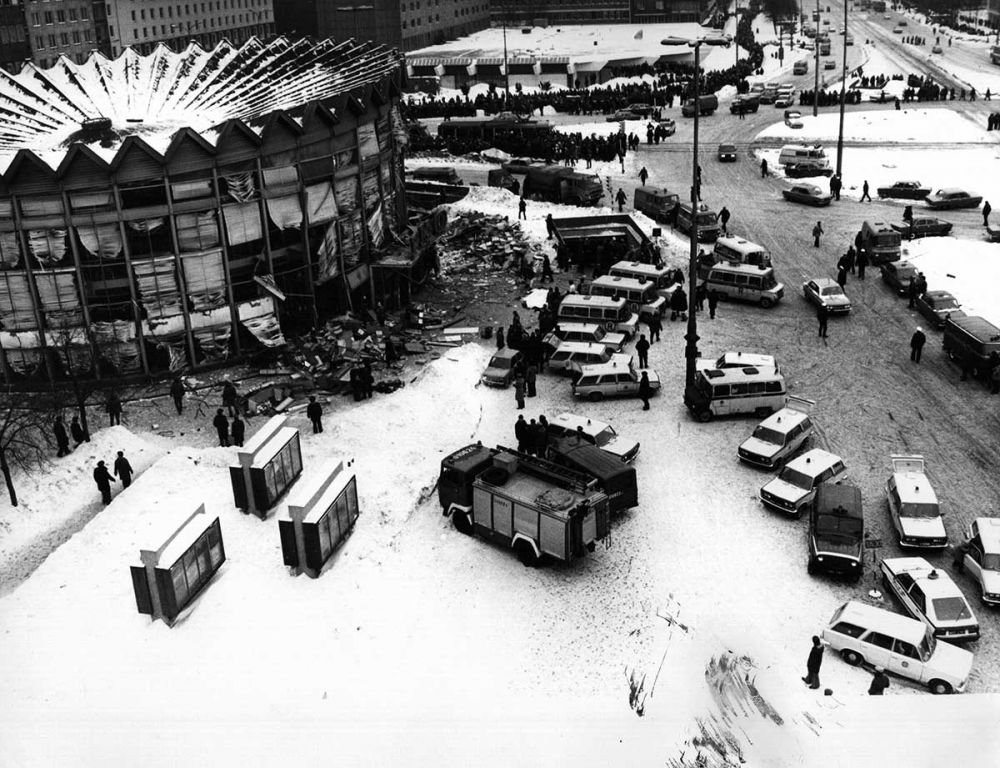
left=759, top=448, right=848, bottom=517
left=778, top=144, right=830, bottom=171
left=588, top=274, right=667, bottom=320
left=821, top=600, right=973, bottom=694
left=542, top=322, right=626, bottom=355
left=683, top=366, right=787, bottom=422
left=557, top=295, right=639, bottom=338
left=608, top=261, right=680, bottom=301
left=712, top=236, right=772, bottom=269
left=738, top=395, right=815, bottom=469
left=548, top=341, right=620, bottom=376
left=701, top=262, right=784, bottom=308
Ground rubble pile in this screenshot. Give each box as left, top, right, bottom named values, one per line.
left=437, top=211, right=538, bottom=275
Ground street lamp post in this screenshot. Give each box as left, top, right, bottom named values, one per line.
left=661, top=34, right=732, bottom=390
left=813, top=0, right=821, bottom=117
left=836, top=0, right=849, bottom=177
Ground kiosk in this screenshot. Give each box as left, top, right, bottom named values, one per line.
left=130, top=504, right=226, bottom=626
left=229, top=415, right=303, bottom=519
left=279, top=459, right=360, bottom=578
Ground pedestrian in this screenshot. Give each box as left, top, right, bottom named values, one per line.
left=717, top=206, right=731, bottom=236
left=837, top=266, right=848, bottom=288
left=907, top=277, right=918, bottom=309
left=53, top=416, right=70, bottom=457
left=861, top=180, right=871, bottom=202
left=817, top=305, right=829, bottom=338
left=222, top=379, right=238, bottom=416
left=213, top=408, right=229, bottom=447
left=638, top=166, right=649, bottom=186
left=541, top=253, right=554, bottom=283
left=515, top=414, right=528, bottom=452
left=496, top=326, right=505, bottom=350
left=868, top=666, right=890, bottom=695
left=231, top=413, right=245, bottom=447
left=349, top=365, right=364, bottom=402
left=93, top=460, right=115, bottom=504
left=362, top=362, right=374, bottom=399
left=170, top=377, right=185, bottom=415
left=639, top=371, right=653, bottom=411
left=708, top=289, right=719, bottom=319
left=760, top=158, right=768, bottom=178
left=845, top=245, right=856, bottom=274
left=670, top=286, right=688, bottom=321
left=635, top=333, right=650, bottom=369
left=802, top=635, right=824, bottom=690
left=514, top=375, right=525, bottom=410
left=910, top=326, right=926, bottom=363
left=518, top=196, right=527, bottom=220
left=70, top=415, right=87, bottom=447
left=113, top=450, right=134, bottom=489
left=903, top=204, right=913, bottom=224
left=647, top=311, right=662, bottom=342
left=545, top=213, right=555, bottom=239
left=106, top=391, right=122, bottom=426
left=531, top=417, right=547, bottom=457
left=307, top=395, right=323, bottom=433
left=984, top=200, right=992, bottom=227
left=526, top=362, right=538, bottom=397
left=615, top=187, right=627, bottom=212
left=856, top=248, right=868, bottom=280
left=812, top=220, right=824, bottom=248
left=385, top=336, right=399, bottom=367
left=830, top=174, right=842, bottom=201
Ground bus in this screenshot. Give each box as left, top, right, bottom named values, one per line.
left=587, top=275, right=667, bottom=320
left=557, top=295, right=639, bottom=339
left=436, top=115, right=553, bottom=143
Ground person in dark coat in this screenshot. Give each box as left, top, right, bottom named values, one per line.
left=213, top=409, right=229, bottom=447
left=868, top=666, right=890, bottom=695
left=638, top=166, right=649, bottom=186
left=53, top=416, right=70, bottom=457
left=615, top=187, right=627, bottom=212
left=708, top=289, right=719, bottom=319
left=222, top=380, right=239, bottom=416
left=635, top=334, right=650, bottom=369
left=526, top=362, right=538, bottom=397
left=231, top=414, right=245, bottom=447
left=350, top=365, right=364, bottom=402
left=845, top=245, right=856, bottom=274
left=860, top=180, right=871, bottom=202
left=910, top=327, right=926, bottom=363
left=537, top=414, right=549, bottom=455
left=307, top=395, right=323, bottom=433
left=541, top=253, right=555, bottom=283
left=817, top=305, right=829, bottom=338
left=113, top=450, right=134, bottom=489
left=802, top=635, right=824, bottom=689
left=639, top=371, right=653, bottom=411
left=907, top=277, right=918, bottom=308
left=837, top=266, right=848, bottom=288
left=903, top=205, right=913, bottom=224
left=93, top=460, right=115, bottom=504
left=983, top=200, right=992, bottom=227
left=70, top=415, right=87, bottom=447
left=362, top=362, right=374, bottom=399
left=496, top=326, right=505, bottom=350
left=106, top=392, right=123, bottom=426
left=170, top=377, right=185, bottom=415
left=647, top=312, right=662, bottom=342
left=518, top=196, right=527, bottom=220
left=856, top=248, right=869, bottom=280
left=670, top=286, right=687, bottom=321
left=812, top=220, right=824, bottom=247
left=530, top=418, right=547, bottom=457
left=760, top=158, right=768, bottom=177
left=385, top=337, right=399, bottom=366
left=514, top=375, right=526, bottom=410
left=545, top=213, right=556, bottom=239
left=717, top=206, right=731, bottom=236
left=515, top=414, right=528, bottom=452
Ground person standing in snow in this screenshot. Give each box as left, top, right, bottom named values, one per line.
left=639, top=371, right=653, bottom=411
left=868, top=666, right=890, bottom=695
left=541, top=253, right=555, bottom=283
left=514, top=414, right=528, bottom=452
left=817, top=305, right=829, bottom=338
left=646, top=311, right=662, bottom=342
left=496, top=326, right=505, bottom=350
left=837, top=265, right=848, bottom=288
left=526, top=361, right=538, bottom=398
left=106, top=391, right=123, bottom=427
left=615, top=187, right=627, bottom=212
left=545, top=213, right=555, bottom=239
left=70, top=415, right=88, bottom=447
left=638, top=166, right=649, bottom=186
left=113, top=450, right=134, bottom=489
left=717, top=206, right=731, bottom=236
left=860, top=180, right=872, bottom=202
left=812, top=220, right=824, bottom=248
left=635, top=334, right=650, bottom=369
left=518, top=196, right=527, bottom=220
left=231, top=414, right=245, bottom=447
left=670, top=285, right=688, bottom=321
left=53, top=416, right=70, bottom=457
left=514, top=375, right=526, bottom=410
left=222, top=380, right=239, bottom=416
left=708, top=289, right=719, bottom=319
left=170, top=377, right=186, bottom=415
left=910, top=327, right=926, bottom=363
left=856, top=248, right=869, bottom=280
left=93, top=460, right=115, bottom=504
left=983, top=200, right=992, bottom=227
left=307, top=395, right=323, bottom=433
left=761, top=158, right=768, bottom=178
left=213, top=409, right=230, bottom=447
left=802, top=635, right=824, bottom=689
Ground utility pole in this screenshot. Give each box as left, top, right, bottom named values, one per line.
left=836, top=0, right=848, bottom=177
left=502, top=14, right=510, bottom=105
left=813, top=0, right=821, bottom=117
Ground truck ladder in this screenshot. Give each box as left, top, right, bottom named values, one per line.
left=495, top=445, right=595, bottom=494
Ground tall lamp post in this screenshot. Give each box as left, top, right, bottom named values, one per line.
left=836, top=0, right=849, bottom=176
left=813, top=0, right=821, bottom=117
left=661, top=34, right=732, bottom=390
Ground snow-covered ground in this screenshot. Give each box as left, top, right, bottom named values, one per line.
left=757, top=107, right=988, bottom=144
left=905, top=238, right=1000, bottom=329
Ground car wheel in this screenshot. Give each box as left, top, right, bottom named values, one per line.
left=514, top=539, right=539, bottom=568
left=841, top=649, right=863, bottom=666
left=760, top=297, right=774, bottom=309
left=754, top=406, right=772, bottom=418
left=588, top=392, right=604, bottom=402
left=696, top=409, right=713, bottom=423
left=453, top=511, right=473, bottom=536
left=928, top=679, right=953, bottom=695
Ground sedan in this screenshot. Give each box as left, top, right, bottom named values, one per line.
left=891, top=217, right=953, bottom=239
left=932, top=45, right=943, bottom=54
left=785, top=111, right=804, bottom=129
left=880, top=260, right=919, bottom=295
left=606, top=109, right=643, bottom=122
left=717, top=143, right=738, bottom=162
left=785, top=164, right=833, bottom=179
left=823, top=59, right=836, bottom=70
left=877, top=180, right=931, bottom=200
left=657, top=118, right=677, bottom=136
left=503, top=157, right=538, bottom=175
left=881, top=557, right=979, bottom=642
left=914, top=290, right=965, bottom=330
left=783, top=184, right=832, bottom=206
left=925, top=188, right=983, bottom=209
left=803, top=278, right=851, bottom=313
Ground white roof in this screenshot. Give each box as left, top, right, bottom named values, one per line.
left=883, top=558, right=960, bottom=599
left=551, top=412, right=611, bottom=434
left=834, top=600, right=927, bottom=645
left=553, top=341, right=608, bottom=355
left=759, top=406, right=810, bottom=432
left=974, top=518, right=1000, bottom=552
left=156, top=513, right=218, bottom=569
left=786, top=448, right=842, bottom=475
left=251, top=427, right=300, bottom=469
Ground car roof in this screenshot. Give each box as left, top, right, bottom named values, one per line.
left=490, top=347, right=520, bottom=361
left=792, top=184, right=823, bottom=193
left=700, top=366, right=784, bottom=383
left=974, top=518, right=1000, bottom=552
left=760, top=406, right=810, bottom=431
left=556, top=322, right=602, bottom=333
left=810, top=277, right=838, bottom=287
left=923, top=290, right=953, bottom=300
left=891, top=471, right=939, bottom=504
left=864, top=220, right=893, bottom=231
left=882, top=558, right=960, bottom=598
left=716, top=235, right=764, bottom=250
left=554, top=341, right=608, bottom=354
left=716, top=351, right=776, bottom=366
left=833, top=600, right=927, bottom=644
left=815, top=483, right=862, bottom=516
left=550, top=412, right=611, bottom=434
left=578, top=360, right=636, bottom=375
left=785, top=448, right=843, bottom=474
left=934, top=188, right=969, bottom=195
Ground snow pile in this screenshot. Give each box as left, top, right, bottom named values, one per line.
left=904, top=238, right=1000, bottom=328
left=757, top=108, right=985, bottom=143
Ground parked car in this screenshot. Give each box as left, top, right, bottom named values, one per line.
left=785, top=164, right=833, bottom=178
left=545, top=412, right=640, bottom=463
left=730, top=95, right=760, bottom=114
left=774, top=91, right=796, bottom=108
left=914, top=290, right=965, bottom=330
left=543, top=322, right=627, bottom=355
left=932, top=44, right=943, bottom=54
left=877, top=180, right=931, bottom=199
left=698, top=351, right=779, bottom=373
left=925, top=188, right=983, bottom=209
left=956, top=517, right=1000, bottom=606
left=481, top=348, right=523, bottom=387
left=802, top=278, right=851, bottom=314
left=891, top=217, right=953, bottom=239
left=880, top=259, right=919, bottom=295
left=886, top=454, right=948, bottom=549
left=503, top=157, right=540, bottom=175
left=784, top=110, right=804, bottom=129
left=717, top=143, right=738, bottom=162
left=892, top=26, right=903, bottom=33
left=809, top=484, right=864, bottom=581
left=759, top=448, right=848, bottom=518
left=782, top=183, right=832, bottom=206
left=571, top=359, right=661, bottom=402
left=626, top=103, right=655, bottom=117
left=823, top=59, right=836, bottom=70
left=822, top=601, right=973, bottom=695
left=898, top=18, right=907, bottom=25
left=606, top=109, right=643, bottom=122
left=656, top=118, right=677, bottom=136
left=738, top=396, right=815, bottom=469
left=880, top=557, right=979, bottom=642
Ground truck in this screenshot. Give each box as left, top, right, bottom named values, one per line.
left=681, top=94, right=719, bottom=117
left=438, top=444, right=610, bottom=566
left=522, top=165, right=604, bottom=206
left=547, top=437, right=638, bottom=514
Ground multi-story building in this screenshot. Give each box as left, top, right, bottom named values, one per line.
left=630, top=0, right=701, bottom=24
left=22, top=0, right=109, bottom=66
left=276, top=0, right=489, bottom=53
left=490, top=0, right=702, bottom=26
left=0, top=0, right=31, bottom=73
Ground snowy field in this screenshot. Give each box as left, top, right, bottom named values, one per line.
left=757, top=108, right=987, bottom=144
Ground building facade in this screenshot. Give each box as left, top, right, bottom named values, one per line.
left=276, top=0, right=489, bottom=53
left=22, top=0, right=109, bottom=66
left=490, top=0, right=702, bottom=25
left=0, top=37, right=415, bottom=384
left=0, top=0, right=31, bottom=73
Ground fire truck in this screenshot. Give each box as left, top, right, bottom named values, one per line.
left=438, top=444, right=609, bottom=567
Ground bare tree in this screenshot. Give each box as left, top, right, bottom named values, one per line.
left=0, top=391, right=52, bottom=506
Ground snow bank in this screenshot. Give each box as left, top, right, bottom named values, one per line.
left=757, top=108, right=986, bottom=143
left=905, top=238, right=1000, bottom=328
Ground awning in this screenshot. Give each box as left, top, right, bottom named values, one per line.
left=75, top=224, right=121, bottom=259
